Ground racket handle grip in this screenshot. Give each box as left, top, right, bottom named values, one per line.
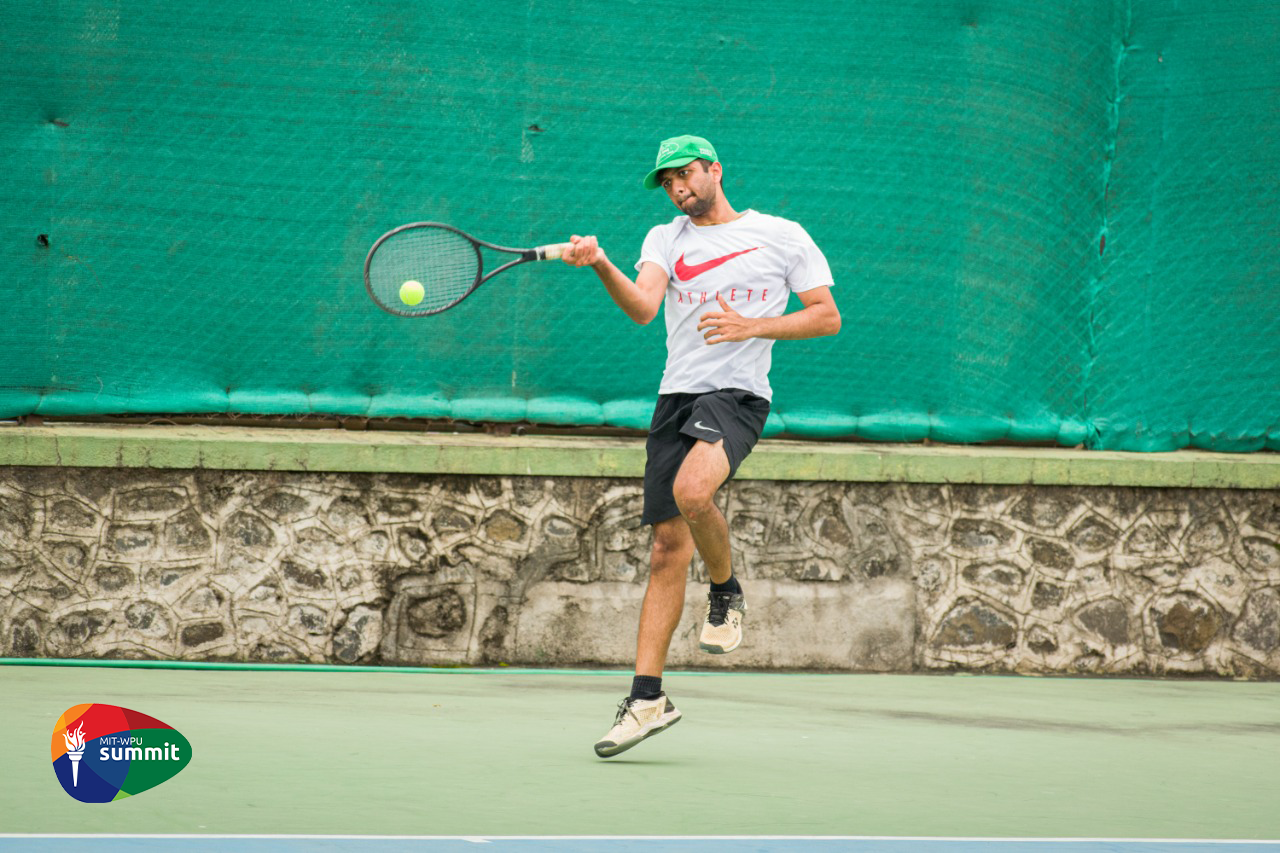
left=536, top=242, right=574, bottom=261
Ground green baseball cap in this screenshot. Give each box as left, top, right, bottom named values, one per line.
left=642, top=135, right=719, bottom=189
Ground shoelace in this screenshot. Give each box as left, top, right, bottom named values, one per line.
left=612, top=697, right=636, bottom=725
left=707, top=592, right=734, bottom=627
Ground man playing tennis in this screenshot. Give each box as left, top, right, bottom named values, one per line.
left=563, top=135, right=841, bottom=757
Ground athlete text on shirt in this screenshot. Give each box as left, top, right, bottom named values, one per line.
left=674, top=289, right=769, bottom=305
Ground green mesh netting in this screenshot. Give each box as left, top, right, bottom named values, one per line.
left=1, top=1, right=1276, bottom=452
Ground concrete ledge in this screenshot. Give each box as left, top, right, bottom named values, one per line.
left=1, top=423, right=1278, bottom=488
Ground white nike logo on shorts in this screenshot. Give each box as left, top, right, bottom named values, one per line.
left=694, top=421, right=720, bottom=433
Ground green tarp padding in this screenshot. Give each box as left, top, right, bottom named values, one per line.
left=2, top=2, right=1277, bottom=451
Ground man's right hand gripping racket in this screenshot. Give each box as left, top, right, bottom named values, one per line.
left=364, top=222, right=572, bottom=317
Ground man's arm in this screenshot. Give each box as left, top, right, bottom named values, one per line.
left=562, top=235, right=667, bottom=326
left=697, top=286, right=841, bottom=344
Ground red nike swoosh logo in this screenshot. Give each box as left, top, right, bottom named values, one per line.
left=673, top=247, right=763, bottom=281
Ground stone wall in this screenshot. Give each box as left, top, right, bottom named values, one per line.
left=1, top=466, right=1278, bottom=676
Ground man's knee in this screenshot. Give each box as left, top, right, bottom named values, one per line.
left=673, top=441, right=728, bottom=522
left=672, top=479, right=717, bottom=523
left=650, top=519, right=692, bottom=567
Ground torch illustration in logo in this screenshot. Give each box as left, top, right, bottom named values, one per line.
left=63, top=723, right=86, bottom=787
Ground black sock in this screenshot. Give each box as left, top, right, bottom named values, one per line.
left=630, top=675, right=663, bottom=701
left=710, top=574, right=741, bottom=595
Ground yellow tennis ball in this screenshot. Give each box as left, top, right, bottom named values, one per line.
left=399, top=280, right=424, bottom=306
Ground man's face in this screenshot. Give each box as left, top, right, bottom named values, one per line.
left=660, top=160, right=720, bottom=218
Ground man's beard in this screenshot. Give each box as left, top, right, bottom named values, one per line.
left=681, top=193, right=715, bottom=218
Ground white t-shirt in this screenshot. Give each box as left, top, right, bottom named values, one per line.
left=635, top=209, right=833, bottom=401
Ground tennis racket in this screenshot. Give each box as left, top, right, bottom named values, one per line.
left=364, top=222, right=572, bottom=317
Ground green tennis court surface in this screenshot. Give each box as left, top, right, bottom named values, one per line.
left=3, top=839, right=1280, bottom=853
left=3, top=663, right=1277, bottom=844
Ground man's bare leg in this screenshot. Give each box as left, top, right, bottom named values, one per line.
left=594, top=442, right=738, bottom=757
left=672, top=439, right=733, bottom=584
left=594, top=516, right=692, bottom=758
left=634, top=515, right=695, bottom=677
left=672, top=438, right=745, bottom=654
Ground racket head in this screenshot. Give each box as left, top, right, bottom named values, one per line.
left=364, top=223, right=483, bottom=317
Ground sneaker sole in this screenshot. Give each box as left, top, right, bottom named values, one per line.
left=699, top=634, right=742, bottom=654
left=593, top=714, right=681, bottom=758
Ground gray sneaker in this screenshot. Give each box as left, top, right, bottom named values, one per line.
left=699, top=591, right=746, bottom=654
left=593, top=694, right=682, bottom=758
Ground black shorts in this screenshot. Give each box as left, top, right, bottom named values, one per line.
left=641, top=388, right=771, bottom=526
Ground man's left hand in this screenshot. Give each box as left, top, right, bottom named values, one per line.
left=698, top=293, right=757, bottom=344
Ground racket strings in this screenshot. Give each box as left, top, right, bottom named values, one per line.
left=367, top=226, right=481, bottom=314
